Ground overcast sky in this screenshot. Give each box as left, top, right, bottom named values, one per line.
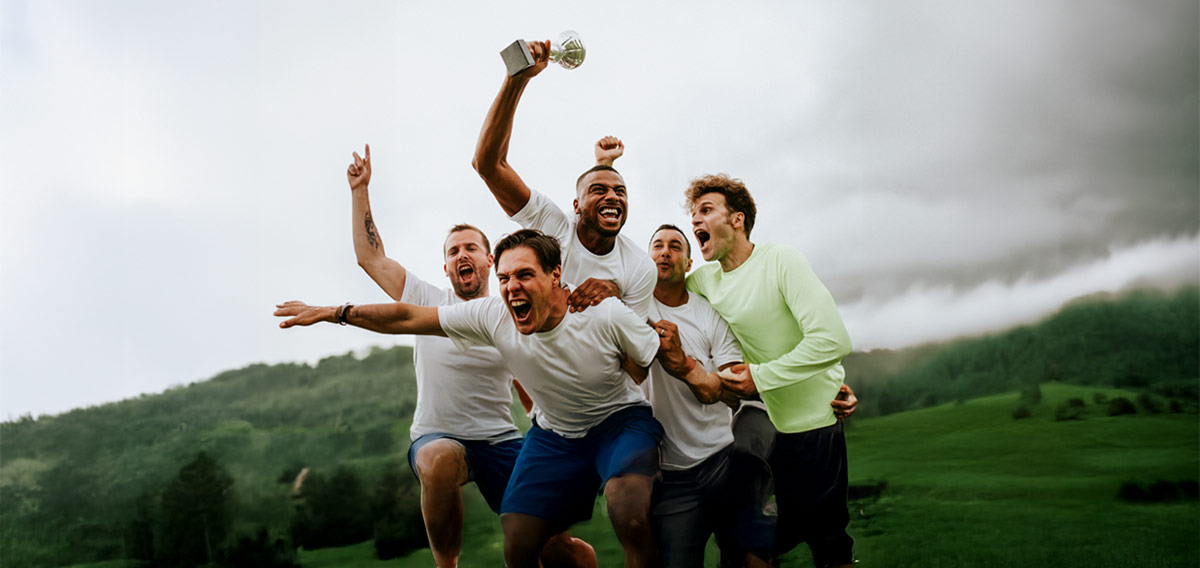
left=2, top=0, right=1196, bottom=419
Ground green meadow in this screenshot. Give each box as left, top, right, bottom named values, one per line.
left=293, top=384, right=1199, bottom=567
left=3, top=288, right=1195, bottom=567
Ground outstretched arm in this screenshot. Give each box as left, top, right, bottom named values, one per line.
left=275, top=300, right=446, bottom=336
left=346, top=144, right=407, bottom=300
left=594, top=136, right=624, bottom=167
left=472, top=40, right=551, bottom=217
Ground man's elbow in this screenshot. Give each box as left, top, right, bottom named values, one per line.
left=834, top=330, right=853, bottom=360
left=471, top=154, right=499, bottom=179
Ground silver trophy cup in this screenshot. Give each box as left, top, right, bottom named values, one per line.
left=500, top=31, right=586, bottom=77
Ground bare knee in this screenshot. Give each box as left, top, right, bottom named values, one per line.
left=502, top=513, right=553, bottom=568
left=415, top=439, right=469, bottom=489
left=604, top=474, right=654, bottom=531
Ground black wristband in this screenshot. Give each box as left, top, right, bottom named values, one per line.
left=336, top=303, right=353, bottom=326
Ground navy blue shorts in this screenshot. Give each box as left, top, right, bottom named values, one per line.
left=407, top=432, right=523, bottom=514
left=500, top=405, right=663, bottom=531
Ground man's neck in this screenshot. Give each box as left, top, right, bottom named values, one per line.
left=653, top=280, right=688, bottom=308
left=718, top=238, right=755, bottom=272
left=576, top=225, right=617, bottom=256
left=538, top=286, right=571, bottom=332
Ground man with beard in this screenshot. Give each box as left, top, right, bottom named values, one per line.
left=342, top=146, right=593, bottom=568
left=276, top=229, right=667, bottom=568
left=686, top=174, right=856, bottom=568
left=472, top=40, right=655, bottom=319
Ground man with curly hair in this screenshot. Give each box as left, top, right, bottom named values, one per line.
left=685, top=174, right=857, bottom=568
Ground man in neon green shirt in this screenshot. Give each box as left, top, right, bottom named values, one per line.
left=685, top=174, right=855, bottom=568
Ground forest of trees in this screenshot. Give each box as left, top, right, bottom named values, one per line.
left=1, top=286, right=1196, bottom=566
left=844, top=287, right=1199, bottom=417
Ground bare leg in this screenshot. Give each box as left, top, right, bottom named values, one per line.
left=604, top=473, right=656, bottom=568
left=414, top=439, right=471, bottom=568
left=502, top=513, right=554, bottom=568
left=540, top=532, right=597, bottom=568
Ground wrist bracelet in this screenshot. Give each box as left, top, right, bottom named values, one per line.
left=336, top=303, right=353, bottom=326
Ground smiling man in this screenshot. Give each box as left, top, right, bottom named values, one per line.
left=276, top=229, right=663, bottom=568
left=472, top=39, right=655, bottom=319
left=686, top=174, right=857, bottom=568
left=641, top=224, right=742, bottom=566
left=341, top=145, right=591, bottom=568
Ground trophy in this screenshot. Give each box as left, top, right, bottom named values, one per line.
left=500, top=30, right=586, bottom=77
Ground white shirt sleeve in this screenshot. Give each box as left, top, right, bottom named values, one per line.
left=620, top=254, right=657, bottom=321
left=401, top=270, right=446, bottom=307
left=437, top=296, right=506, bottom=351
left=707, top=306, right=744, bottom=369
left=509, top=189, right=573, bottom=245
left=603, top=298, right=660, bottom=368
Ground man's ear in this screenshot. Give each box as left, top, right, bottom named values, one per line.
left=686, top=258, right=693, bottom=272
left=486, top=253, right=494, bottom=268
left=573, top=198, right=581, bottom=215
left=443, top=263, right=449, bottom=278
left=552, top=265, right=562, bottom=287
left=732, top=212, right=745, bottom=230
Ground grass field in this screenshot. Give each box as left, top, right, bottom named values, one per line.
left=293, top=383, right=1198, bottom=567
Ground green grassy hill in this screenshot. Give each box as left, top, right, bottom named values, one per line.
left=3, top=287, right=1196, bottom=567
left=293, top=384, right=1199, bottom=568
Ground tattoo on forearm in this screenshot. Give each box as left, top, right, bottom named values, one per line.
left=364, top=211, right=380, bottom=249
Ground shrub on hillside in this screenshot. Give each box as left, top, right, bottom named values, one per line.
left=1136, top=392, right=1162, bottom=414
left=220, top=527, right=297, bottom=568
left=1066, top=397, right=1085, bottom=408
left=1118, top=480, right=1200, bottom=503
left=1106, top=397, right=1137, bottom=416
left=1118, top=482, right=1150, bottom=502
left=1012, top=406, right=1032, bottom=420
left=1093, top=392, right=1108, bottom=404
left=1169, top=400, right=1184, bottom=413
left=1054, top=402, right=1083, bottom=421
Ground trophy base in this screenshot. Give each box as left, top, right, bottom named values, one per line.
left=500, top=40, right=534, bottom=77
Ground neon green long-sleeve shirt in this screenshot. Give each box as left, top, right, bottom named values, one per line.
left=686, top=243, right=851, bottom=433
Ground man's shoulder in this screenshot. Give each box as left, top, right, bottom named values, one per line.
left=686, top=262, right=721, bottom=291
left=614, top=234, right=656, bottom=270
left=754, top=242, right=807, bottom=265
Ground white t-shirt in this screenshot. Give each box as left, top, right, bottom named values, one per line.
left=643, top=294, right=743, bottom=470
left=403, top=273, right=521, bottom=442
left=510, top=189, right=657, bottom=321
left=439, top=296, right=659, bottom=438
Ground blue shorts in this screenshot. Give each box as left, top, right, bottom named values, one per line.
left=500, top=405, right=663, bottom=531
left=407, top=432, right=523, bottom=514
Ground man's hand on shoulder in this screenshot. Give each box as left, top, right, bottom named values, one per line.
left=567, top=278, right=620, bottom=313
left=594, top=136, right=624, bottom=166
left=347, top=144, right=371, bottom=191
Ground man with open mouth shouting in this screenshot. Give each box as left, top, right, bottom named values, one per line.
left=276, top=229, right=670, bottom=568
left=686, top=174, right=857, bottom=568
left=341, top=146, right=593, bottom=568
left=472, top=37, right=655, bottom=321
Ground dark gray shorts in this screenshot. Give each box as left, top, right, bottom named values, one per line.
left=652, top=444, right=735, bottom=567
